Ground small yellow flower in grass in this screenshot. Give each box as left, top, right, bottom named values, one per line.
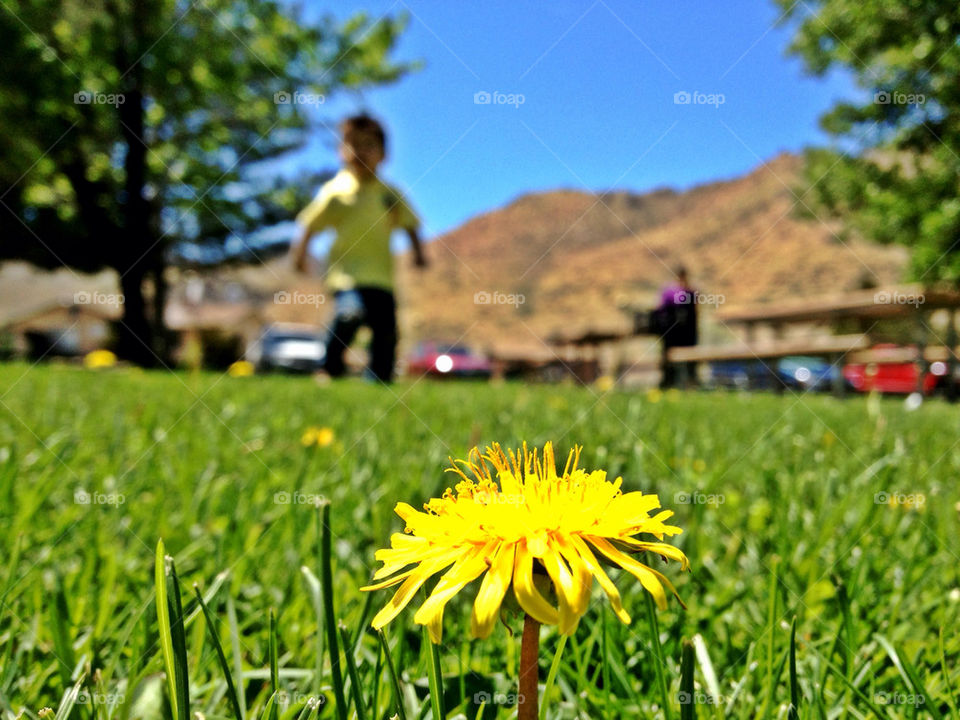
left=595, top=375, right=615, bottom=393
left=228, top=360, right=255, bottom=377
left=84, top=349, right=117, bottom=369
left=362, top=442, right=689, bottom=643
left=301, top=426, right=334, bottom=447
left=645, top=387, right=662, bottom=403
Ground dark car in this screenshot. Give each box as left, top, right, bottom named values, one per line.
left=248, top=324, right=326, bottom=374
left=706, top=359, right=765, bottom=390
left=406, top=342, right=492, bottom=379
left=708, top=356, right=849, bottom=392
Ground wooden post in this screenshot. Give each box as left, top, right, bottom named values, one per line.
left=831, top=352, right=846, bottom=398
left=915, top=306, right=929, bottom=396
left=947, top=308, right=958, bottom=402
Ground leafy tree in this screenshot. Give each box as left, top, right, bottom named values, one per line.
left=777, top=1, right=960, bottom=284
left=0, top=0, right=412, bottom=364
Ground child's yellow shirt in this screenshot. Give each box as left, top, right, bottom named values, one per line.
left=296, top=169, right=418, bottom=291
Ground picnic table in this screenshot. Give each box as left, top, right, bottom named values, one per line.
left=668, top=284, right=960, bottom=396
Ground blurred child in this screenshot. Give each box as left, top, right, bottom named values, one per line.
left=292, top=114, right=427, bottom=382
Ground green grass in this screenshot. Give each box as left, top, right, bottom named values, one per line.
left=0, top=362, right=958, bottom=719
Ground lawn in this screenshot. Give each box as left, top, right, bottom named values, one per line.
left=0, top=362, right=957, bottom=719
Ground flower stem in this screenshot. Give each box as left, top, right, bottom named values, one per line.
left=518, top=613, right=540, bottom=720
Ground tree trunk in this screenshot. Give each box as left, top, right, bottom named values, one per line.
left=110, top=0, right=168, bottom=367
left=116, top=266, right=157, bottom=366
left=114, top=83, right=157, bottom=366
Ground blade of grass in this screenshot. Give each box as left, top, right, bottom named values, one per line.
left=941, top=627, right=960, bottom=720
left=539, top=633, right=567, bottom=720
left=269, top=609, right=279, bottom=697
left=788, top=618, right=799, bottom=720
left=833, top=574, right=854, bottom=679
left=100, top=594, right=153, bottom=698
left=424, top=626, right=446, bottom=720
left=338, top=622, right=367, bottom=720
left=875, top=635, right=926, bottom=698
left=370, top=638, right=383, bottom=719
left=259, top=690, right=278, bottom=720
left=166, top=556, right=191, bottom=720
left=294, top=697, right=321, bottom=720
left=52, top=673, right=85, bottom=720
left=378, top=629, right=408, bottom=720
left=814, top=649, right=893, bottom=720
left=49, top=575, right=76, bottom=689
left=457, top=642, right=467, bottom=710
left=300, top=565, right=325, bottom=696
left=759, top=556, right=779, bottom=719
left=181, top=571, right=228, bottom=630
left=601, top=606, right=610, bottom=720
left=226, top=594, right=248, bottom=720
left=644, top=592, right=672, bottom=720
left=155, top=540, right=178, bottom=720
left=692, top=634, right=723, bottom=720
left=0, top=533, right=23, bottom=610
left=319, top=503, right=347, bottom=720
left=350, top=591, right=375, bottom=651
left=679, top=639, right=695, bottom=720
left=193, top=585, right=243, bottom=720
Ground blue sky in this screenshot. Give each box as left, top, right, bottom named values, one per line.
left=292, top=0, right=856, bottom=238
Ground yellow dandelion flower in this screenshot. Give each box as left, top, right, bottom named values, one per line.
left=228, top=360, right=255, bottom=377
left=362, top=442, right=689, bottom=643
left=301, top=426, right=334, bottom=447
left=595, top=375, right=615, bottom=393
left=84, top=349, right=117, bottom=369
left=692, top=459, right=707, bottom=474
left=645, top=388, right=662, bottom=403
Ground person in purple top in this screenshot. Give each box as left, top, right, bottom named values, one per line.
left=652, top=265, right=698, bottom=388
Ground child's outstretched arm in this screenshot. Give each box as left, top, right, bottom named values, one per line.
left=406, top=227, right=427, bottom=268
left=292, top=227, right=312, bottom=273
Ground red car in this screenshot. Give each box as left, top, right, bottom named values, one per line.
left=843, top=344, right=949, bottom=395
left=406, top=342, right=492, bottom=379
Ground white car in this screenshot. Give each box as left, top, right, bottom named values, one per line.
left=247, top=324, right=326, bottom=374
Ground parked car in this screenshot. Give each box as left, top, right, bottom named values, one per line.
left=247, top=324, right=326, bottom=374
left=708, top=356, right=849, bottom=392
left=777, top=355, right=848, bottom=392
left=706, top=360, right=766, bottom=390
left=406, top=342, right=492, bottom=379
left=843, top=344, right=947, bottom=395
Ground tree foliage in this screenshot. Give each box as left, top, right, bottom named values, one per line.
left=0, top=0, right=413, bottom=362
left=777, top=1, right=960, bottom=283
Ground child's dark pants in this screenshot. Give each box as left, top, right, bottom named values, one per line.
left=323, top=287, right=397, bottom=382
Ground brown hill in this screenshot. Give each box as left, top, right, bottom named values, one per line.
left=395, top=153, right=907, bottom=354
left=0, top=153, right=908, bottom=362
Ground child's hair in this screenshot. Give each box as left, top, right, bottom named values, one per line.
left=340, top=114, right=387, bottom=151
